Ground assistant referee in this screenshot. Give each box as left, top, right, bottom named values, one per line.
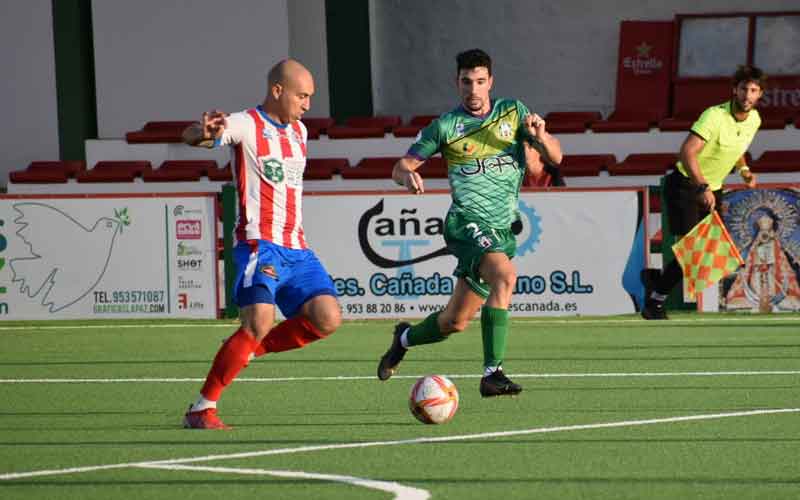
left=642, top=65, right=764, bottom=320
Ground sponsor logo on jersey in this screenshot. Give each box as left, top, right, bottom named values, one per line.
left=499, top=121, right=513, bottom=138
left=262, top=159, right=285, bottom=183
left=260, top=265, right=278, bottom=279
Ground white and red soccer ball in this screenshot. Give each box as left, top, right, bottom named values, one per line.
left=409, top=375, right=459, bottom=424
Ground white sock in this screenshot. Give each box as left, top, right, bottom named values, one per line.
left=191, top=395, right=217, bottom=412
left=400, top=328, right=411, bottom=349
left=484, top=365, right=500, bottom=376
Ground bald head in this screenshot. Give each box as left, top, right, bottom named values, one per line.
left=264, top=58, right=314, bottom=124
left=268, top=58, right=312, bottom=87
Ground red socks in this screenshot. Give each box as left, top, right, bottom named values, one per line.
left=254, top=316, right=326, bottom=356
left=199, top=319, right=328, bottom=401
left=200, top=327, right=259, bottom=401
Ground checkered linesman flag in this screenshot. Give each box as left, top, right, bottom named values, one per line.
left=671, top=210, right=745, bottom=300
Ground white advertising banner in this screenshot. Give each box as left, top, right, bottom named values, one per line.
left=0, top=194, right=218, bottom=319
left=303, top=189, right=645, bottom=318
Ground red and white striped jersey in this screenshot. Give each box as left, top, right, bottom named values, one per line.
left=219, top=106, right=309, bottom=248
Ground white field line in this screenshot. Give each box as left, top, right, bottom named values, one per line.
left=2, top=370, right=800, bottom=384
left=137, top=464, right=430, bottom=500
left=0, top=315, right=799, bottom=331
left=1, top=407, right=798, bottom=481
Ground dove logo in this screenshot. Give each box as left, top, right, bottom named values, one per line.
left=9, top=203, right=126, bottom=313
left=176, top=220, right=202, bottom=240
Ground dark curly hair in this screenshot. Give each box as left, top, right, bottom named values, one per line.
left=733, top=65, right=767, bottom=89
left=456, top=49, right=492, bottom=76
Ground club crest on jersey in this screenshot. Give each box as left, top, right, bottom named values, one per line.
left=498, top=121, right=513, bottom=138
left=261, top=128, right=274, bottom=140
left=455, top=122, right=465, bottom=136
left=260, top=265, right=278, bottom=280
left=262, top=159, right=285, bottom=183
left=462, top=142, right=476, bottom=155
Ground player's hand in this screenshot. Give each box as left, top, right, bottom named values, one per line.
left=742, top=171, right=757, bottom=189
left=403, top=170, right=424, bottom=194
left=202, top=110, right=227, bottom=140
left=525, top=113, right=546, bottom=138
left=699, top=189, right=715, bottom=210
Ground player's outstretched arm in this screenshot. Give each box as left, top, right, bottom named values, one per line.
left=392, top=156, right=426, bottom=194
left=524, top=113, right=562, bottom=165
left=183, top=110, right=227, bottom=147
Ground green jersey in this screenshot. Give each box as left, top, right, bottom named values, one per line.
left=408, top=98, right=531, bottom=228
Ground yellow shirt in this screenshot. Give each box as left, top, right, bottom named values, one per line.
left=676, top=100, right=761, bottom=190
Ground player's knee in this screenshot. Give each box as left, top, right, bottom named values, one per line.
left=493, top=271, right=517, bottom=294
left=309, top=307, right=341, bottom=337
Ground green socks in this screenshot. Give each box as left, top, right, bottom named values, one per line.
left=406, top=312, right=447, bottom=347
left=405, top=307, right=509, bottom=369
left=481, top=306, right=509, bottom=369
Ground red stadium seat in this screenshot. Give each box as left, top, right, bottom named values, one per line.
left=608, top=153, right=677, bottom=176
left=9, top=169, right=68, bottom=183
left=409, top=115, right=438, bottom=126
left=546, top=122, right=589, bottom=134
left=142, top=160, right=214, bottom=182
left=326, top=126, right=385, bottom=139
left=305, top=158, right=349, bottom=180
left=544, top=111, right=602, bottom=134
left=657, top=118, right=694, bottom=131
left=302, top=117, right=335, bottom=134
left=341, top=157, right=399, bottom=179
left=207, top=162, right=233, bottom=181
left=417, top=157, right=448, bottom=178
left=76, top=161, right=152, bottom=182
left=29, top=160, right=86, bottom=177
left=558, top=154, right=616, bottom=177
left=345, top=115, right=402, bottom=132
left=126, top=121, right=195, bottom=143
left=591, top=110, right=661, bottom=133
left=393, top=116, right=439, bottom=137
left=392, top=125, right=423, bottom=137
left=9, top=161, right=86, bottom=183
left=751, top=150, right=800, bottom=173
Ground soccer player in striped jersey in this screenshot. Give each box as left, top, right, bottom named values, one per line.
left=377, top=49, right=562, bottom=397
left=181, top=59, right=341, bottom=429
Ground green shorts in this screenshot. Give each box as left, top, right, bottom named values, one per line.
left=444, top=211, right=517, bottom=298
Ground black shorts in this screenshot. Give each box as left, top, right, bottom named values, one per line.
left=663, top=169, right=722, bottom=236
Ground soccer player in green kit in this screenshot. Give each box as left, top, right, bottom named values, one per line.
left=377, top=49, right=563, bottom=396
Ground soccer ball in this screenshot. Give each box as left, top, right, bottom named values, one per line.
left=409, top=375, right=459, bottom=424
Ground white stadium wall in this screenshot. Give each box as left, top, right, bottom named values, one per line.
left=0, top=0, right=60, bottom=185
left=91, top=0, right=292, bottom=139
left=370, top=0, right=799, bottom=118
